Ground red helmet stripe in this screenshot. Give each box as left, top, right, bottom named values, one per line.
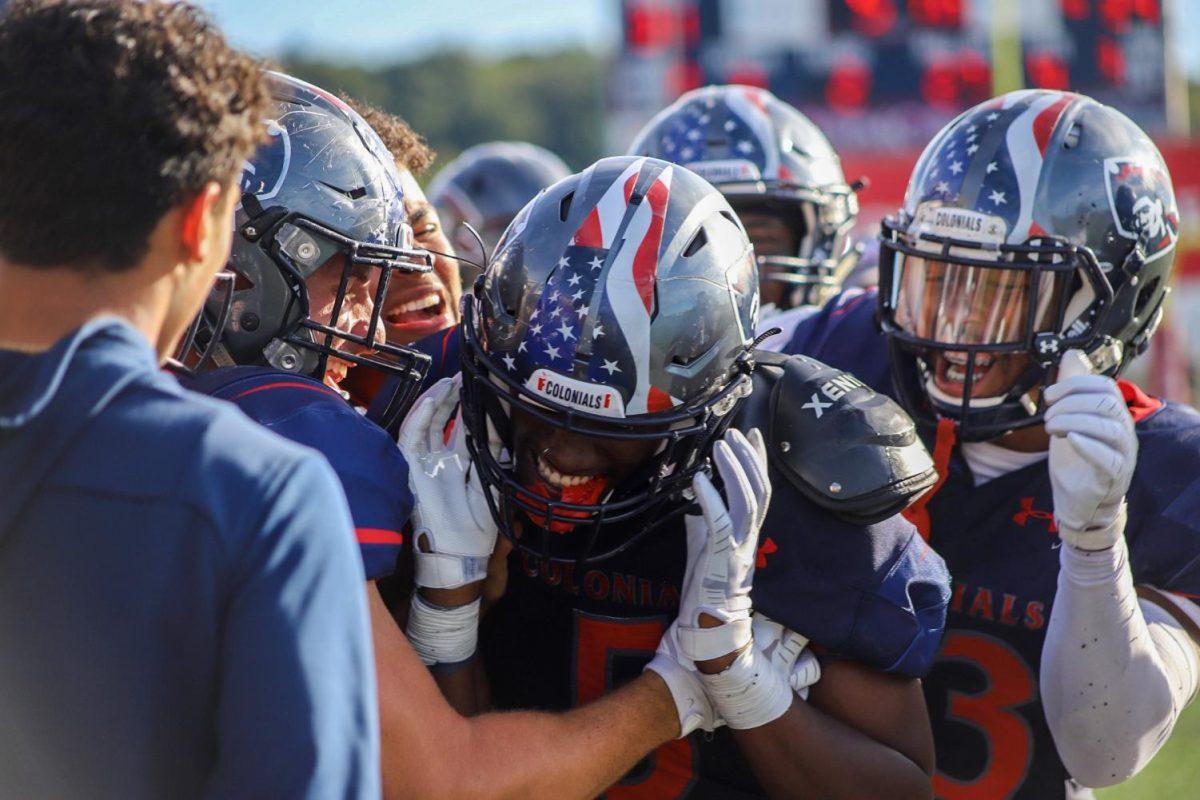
left=573, top=208, right=604, bottom=248
left=1032, top=95, right=1073, bottom=155
left=631, top=172, right=672, bottom=314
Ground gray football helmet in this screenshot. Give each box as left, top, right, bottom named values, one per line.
left=207, top=72, right=434, bottom=426
left=427, top=141, right=571, bottom=260
left=459, top=155, right=760, bottom=562
left=878, top=89, right=1179, bottom=440
left=629, top=85, right=860, bottom=309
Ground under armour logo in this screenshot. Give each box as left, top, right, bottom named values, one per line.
left=1012, top=496, right=1057, bottom=533
left=1037, top=337, right=1060, bottom=355
left=803, top=393, right=833, bottom=418
left=756, top=537, right=778, bottom=569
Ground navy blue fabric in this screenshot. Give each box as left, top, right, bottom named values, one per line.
left=0, top=319, right=379, bottom=800
left=186, top=366, right=412, bottom=581
left=368, top=325, right=461, bottom=435
left=784, top=287, right=1200, bottom=799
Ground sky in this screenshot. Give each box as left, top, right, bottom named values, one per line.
left=199, top=0, right=1198, bottom=77
left=198, top=0, right=618, bottom=64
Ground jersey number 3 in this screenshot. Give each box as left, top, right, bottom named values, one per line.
left=574, top=612, right=697, bottom=799
left=933, top=630, right=1036, bottom=800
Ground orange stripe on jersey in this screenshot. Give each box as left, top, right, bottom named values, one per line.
left=356, top=528, right=404, bottom=545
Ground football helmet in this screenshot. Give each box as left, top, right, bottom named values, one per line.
left=877, top=89, right=1178, bottom=440
left=629, top=85, right=860, bottom=309
left=459, top=156, right=759, bottom=563
left=197, top=72, right=433, bottom=428
left=427, top=141, right=571, bottom=260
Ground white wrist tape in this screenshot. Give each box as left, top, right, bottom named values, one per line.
left=700, top=644, right=794, bottom=730
left=678, top=617, right=752, bottom=662
left=405, top=592, right=480, bottom=666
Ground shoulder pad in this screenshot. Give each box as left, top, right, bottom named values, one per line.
left=736, top=350, right=936, bottom=525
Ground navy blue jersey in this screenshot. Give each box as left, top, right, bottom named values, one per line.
left=787, top=288, right=1200, bottom=800
left=416, top=326, right=950, bottom=797
left=0, top=319, right=379, bottom=799
left=186, top=366, right=412, bottom=581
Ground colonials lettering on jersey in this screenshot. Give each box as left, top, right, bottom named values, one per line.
left=526, top=368, right=626, bottom=417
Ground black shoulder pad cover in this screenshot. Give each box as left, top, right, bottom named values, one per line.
left=736, top=350, right=937, bottom=525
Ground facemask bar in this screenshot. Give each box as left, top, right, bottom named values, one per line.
left=730, top=185, right=858, bottom=309
left=459, top=294, right=753, bottom=563
left=259, top=213, right=434, bottom=426
left=878, top=214, right=1116, bottom=440
left=165, top=270, right=236, bottom=377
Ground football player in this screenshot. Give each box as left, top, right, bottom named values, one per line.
left=427, top=140, right=571, bottom=267
left=334, top=99, right=462, bottom=411
left=779, top=89, right=1200, bottom=798
left=184, top=72, right=795, bottom=800
left=400, top=155, right=951, bottom=798
left=629, top=85, right=862, bottom=344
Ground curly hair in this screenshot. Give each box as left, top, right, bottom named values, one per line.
left=0, top=0, right=270, bottom=270
left=341, top=95, right=436, bottom=176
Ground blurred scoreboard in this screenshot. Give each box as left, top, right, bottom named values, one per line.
left=608, top=0, right=1169, bottom=154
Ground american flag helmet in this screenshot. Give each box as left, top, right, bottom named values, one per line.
left=459, top=156, right=759, bottom=563
left=878, top=89, right=1178, bottom=441
left=195, top=72, right=434, bottom=430
left=629, top=85, right=859, bottom=309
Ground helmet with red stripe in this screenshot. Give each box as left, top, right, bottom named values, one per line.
left=878, top=89, right=1178, bottom=440
left=459, top=156, right=759, bottom=563
left=628, top=85, right=860, bottom=310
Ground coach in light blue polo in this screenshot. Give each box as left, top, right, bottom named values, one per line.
left=0, top=3, right=378, bottom=799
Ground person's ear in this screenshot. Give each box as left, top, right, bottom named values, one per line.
left=179, top=181, right=227, bottom=265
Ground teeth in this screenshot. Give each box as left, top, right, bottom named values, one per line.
left=537, top=454, right=596, bottom=488
left=395, top=294, right=441, bottom=315
left=946, top=364, right=966, bottom=382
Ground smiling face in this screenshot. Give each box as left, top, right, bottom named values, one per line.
left=508, top=405, right=660, bottom=531
left=894, top=253, right=1069, bottom=401
left=381, top=168, right=462, bottom=346
left=304, top=251, right=385, bottom=390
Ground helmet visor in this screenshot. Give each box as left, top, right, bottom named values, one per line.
left=893, top=253, right=1071, bottom=347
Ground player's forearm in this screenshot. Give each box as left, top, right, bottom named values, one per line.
left=734, top=697, right=932, bottom=800
left=450, top=672, right=679, bottom=800
left=1041, top=537, right=1199, bottom=787
left=430, top=658, right=483, bottom=715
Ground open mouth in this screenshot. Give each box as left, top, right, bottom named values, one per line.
left=386, top=288, right=454, bottom=340
left=516, top=448, right=610, bottom=533
left=536, top=452, right=600, bottom=488
left=937, top=351, right=995, bottom=388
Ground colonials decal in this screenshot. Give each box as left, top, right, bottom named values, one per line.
left=526, top=368, right=627, bottom=418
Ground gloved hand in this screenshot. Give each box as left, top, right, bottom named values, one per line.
left=676, top=427, right=770, bottom=663
left=398, top=375, right=499, bottom=590
left=398, top=375, right=500, bottom=665
left=752, top=613, right=821, bottom=700
left=1045, top=349, right=1136, bottom=551
left=646, top=610, right=819, bottom=737
left=647, top=427, right=793, bottom=731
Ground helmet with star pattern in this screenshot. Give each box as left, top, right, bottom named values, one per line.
left=459, top=155, right=759, bottom=562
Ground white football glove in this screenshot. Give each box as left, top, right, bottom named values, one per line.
left=398, top=375, right=499, bottom=590
left=398, top=376, right=501, bottom=666
left=752, top=613, right=821, bottom=700
left=646, top=611, right=819, bottom=737
left=1045, top=349, right=1136, bottom=551
left=676, top=427, right=769, bottom=662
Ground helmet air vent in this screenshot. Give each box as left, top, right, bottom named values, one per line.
left=683, top=227, right=709, bottom=258
left=559, top=191, right=575, bottom=222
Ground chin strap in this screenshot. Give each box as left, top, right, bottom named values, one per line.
left=901, top=417, right=957, bottom=540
